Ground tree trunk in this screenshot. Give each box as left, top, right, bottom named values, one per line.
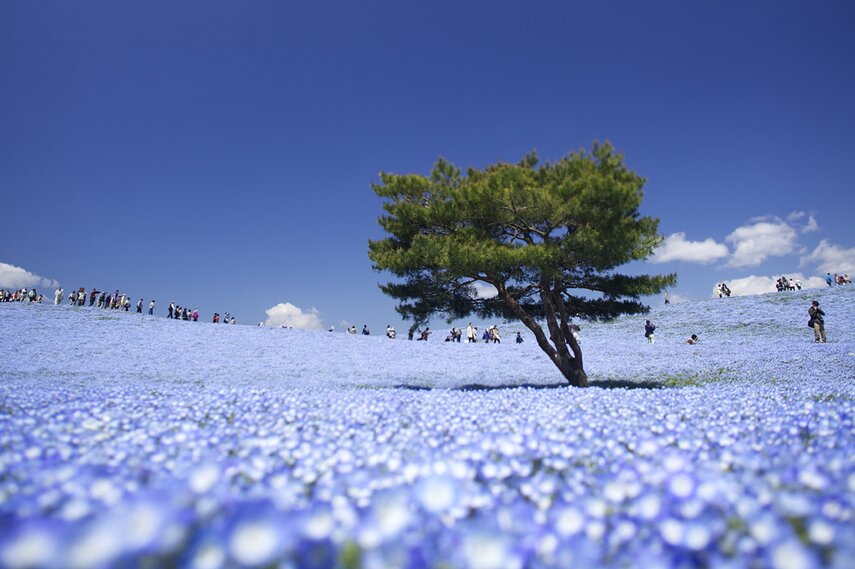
left=498, top=283, right=588, bottom=387
left=555, top=355, right=588, bottom=387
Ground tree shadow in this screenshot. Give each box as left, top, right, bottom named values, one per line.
left=394, top=379, right=665, bottom=391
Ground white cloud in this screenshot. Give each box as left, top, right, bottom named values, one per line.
left=651, top=233, right=729, bottom=264
left=801, top=239, right=855, bottom=274
left=801, top=215, right=819, bottom=234
left=0, top=262, right=59, bottom=290
left=713, top=273, right=826, bottom=297
left=725, top=219, right=798, bottom=267
left=264, top=302, right=324, bottom=330
left=471, top=282, right=498, bottom=299
left=786, top=211, right=806, bottom=221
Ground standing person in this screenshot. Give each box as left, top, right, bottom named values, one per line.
left=826, top=273, right=833, bottom=287
left=149, top=300, right=155, bottom=315
left=213, top=313, right=220, bottom=323
left=515, top=331, right=523, bottom=344
left=362, top=325, right=370, bottom=335
left=467, top=323, right=476, bottom=343
left=137, top=298, right=143, bottom=313
left=808, top=300, right=827, bottom=343
left=54, top=287, right=64, bottom=305
left=192, top=308, right=199, bottom=322
left=644, top=320, right=656, bottom=343
left=664, top=291, right=670, bottom=305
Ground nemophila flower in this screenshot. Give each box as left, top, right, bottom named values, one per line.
left=414, top=475, right=459, bottom=515
left=0, top=520, right=62, bottom=569
left=1, top=289, right=854, bottom=567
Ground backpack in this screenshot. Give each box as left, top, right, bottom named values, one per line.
left=808, top=318, right=815, bottom=329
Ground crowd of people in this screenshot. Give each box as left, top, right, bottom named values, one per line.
left=826, top=273, right=851, bottom=286
left=3, top=278, right=837, bottom=347
left=0, top=288, right=44, bottom=303
left=0, top=286, right=238, bottom=325
left=775, top=277, right=802, bottom=291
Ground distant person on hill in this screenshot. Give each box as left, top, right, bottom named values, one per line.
left=362, top=325, right=370, bottom=335
left=168, top=302, right=174, bottom=319
left=490, top=325, right=501, bottom=343
left=149, top=300, right=155, bottom=315
left=417, top=327, right=431, bottom=341
left=826, top=273, right=833, bottom=286
left=213, top=313, right=220, bottom=323
left=686, top=334, right=699, bottom=345
left=664, top=291, right=670, bottom=305
left=54, top=287, right=63, bottom=305
left=230, top=316, right=236, bottom=324
left=721, top=283, right=731, bottom=297
left=137, top=298, right=143, bottom=313
left=808, top=300, right=826, bottom=343
left=515, top=331, right=523, bottom=344
left=644, top=320, right=656, bottom=344
left=467, top=323, right=476, bottom=343
left=193, top=308, right=199, bottom=322
left=328, top=325, right=333, bottom=332
left=386, top=324, right=396, bottom=339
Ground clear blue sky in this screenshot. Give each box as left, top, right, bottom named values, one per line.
left=2, top=1, right=853, bottom=330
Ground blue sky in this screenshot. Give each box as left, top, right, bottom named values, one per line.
left=2, top=1, right=853, bottom=331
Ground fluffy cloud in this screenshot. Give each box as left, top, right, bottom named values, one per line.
left=0, top=262, right=59, bottom=290
left=801, top=240, right=855, bottom=274
left=725, top=219, right=798, bottom=267
left=471, top=282, right=498, bottom=299
left=651, top=233, right=729, bottom=264
left=264, top=302, right=324, bottom=330
left=713, top=273, right=826, bottom=297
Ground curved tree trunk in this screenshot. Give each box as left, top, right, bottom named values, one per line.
left=497, top=283, right=588, bottom=387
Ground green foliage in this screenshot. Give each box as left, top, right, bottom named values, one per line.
left=368, top=142, right=676, bottom=385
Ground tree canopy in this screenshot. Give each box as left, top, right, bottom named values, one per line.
left=368, top=142, right=676, bottom=386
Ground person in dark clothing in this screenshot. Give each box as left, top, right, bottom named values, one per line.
left=808, top=301, right=827, bottom=343
left=362, top=325, right=370, bottom=335
left=137, top=299, right=143, bottom=313
left=644, top=320, right=656, bottom=343
left=168, top=302, right=174, bottom=319
left=515, top=331, right=523, bottom=344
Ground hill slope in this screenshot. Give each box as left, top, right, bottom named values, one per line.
left=0, top=287, right=853, bottom=568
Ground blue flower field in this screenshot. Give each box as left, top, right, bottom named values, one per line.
left=0, top=287, right=853, bottom=568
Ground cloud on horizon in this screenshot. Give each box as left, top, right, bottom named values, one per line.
left=725, top=218, right=798, bottom=267
left=801, top=240, right=855, bottom=274
left=264, top=302, right=324, bottom=330
left=0, top=261, right=59, bottom=290
left=651, top=233, right=729, bottom=264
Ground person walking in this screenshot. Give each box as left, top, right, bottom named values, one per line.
left=808, top=300, right=827, bottom=343
left=168, top=302, right=174, bottom=319
left=149, top=300, right=155, bottom=315
left=644, top=320, right=656, bottom=343
left=137, top=298, right=143, bottom=313
left=467, top=323, right=476, bottom=343
left=54, top=287, right=63, bottom=305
